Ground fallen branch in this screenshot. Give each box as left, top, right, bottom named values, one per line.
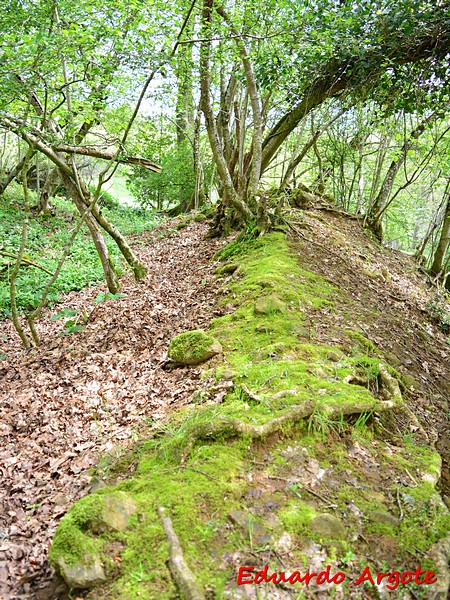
left=158, top=507, right=206, bottom=600
left=181, top=395, right=400, bottom=462
left=0, top=250, right=53, bottom=275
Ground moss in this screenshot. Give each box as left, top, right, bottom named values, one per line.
left=345, top=330, right=379, bottom=354
left=176, top=217, right=192, bottom=230
left=168, top=330, right=221, bottom=364
left=49, top=495, right=105, bottom=567
left=52, top=230, right=449, bottom=598
left=280, top=500, right=317, bottom=534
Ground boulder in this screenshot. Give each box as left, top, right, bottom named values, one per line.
left=57, top=555, right=106, bottom=588
left=254, top=294, right=287, bottom=315
left=228, top=510, right=272, bottom=546
left=168, top=330, right=222, bottom=365
left=369, top=510, right=400, bottom=527
left=91, top=492, right=136, bottom=533
left=310, top=513, right=346, bottom=539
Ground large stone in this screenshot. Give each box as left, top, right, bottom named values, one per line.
left=228, top=510, right=272, bottom=546
left=310, top=513, right=346, bottom=539
left=254, top=294, right=287, bottom=315
left=57, top=555, right=106, bottom=588
left=168, top=330, right=222, bottom=365
left=91, top=492, right=136, bottom=533
left=369, top=510, right=400, bottom=527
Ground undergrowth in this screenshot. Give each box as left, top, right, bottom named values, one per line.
left=0, top=184, right=159, bottom=317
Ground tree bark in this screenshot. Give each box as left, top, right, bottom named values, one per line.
left=199, top=0, right=254, bottom=224
left=366, top=112, right=439, bottom=240
left=260, top=26, right=450, bottom=175
left=430, top=191, right=450, bottom=278
left=59, top=171, right=120, bottom=293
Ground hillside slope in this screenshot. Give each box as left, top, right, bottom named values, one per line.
left=0, top=209, right=449, bottom=600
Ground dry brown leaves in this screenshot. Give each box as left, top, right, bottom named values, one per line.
left=0, top=221, right=227, bottom=599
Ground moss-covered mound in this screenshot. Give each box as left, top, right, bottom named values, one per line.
left=50, top=232, right=449, bottom=599
left=168, top=330, right=222, bottom=365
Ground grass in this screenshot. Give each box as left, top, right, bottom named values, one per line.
left=0, top=183, right=160, bottom=318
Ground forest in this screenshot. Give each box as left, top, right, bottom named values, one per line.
left=0, top=0, right=449, bottom=599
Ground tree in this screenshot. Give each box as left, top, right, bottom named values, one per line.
left=193, top=0, right=450, bottom=231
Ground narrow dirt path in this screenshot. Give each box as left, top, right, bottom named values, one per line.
left=0, top=221, right=225, bottom=600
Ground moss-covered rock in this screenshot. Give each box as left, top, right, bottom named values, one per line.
left=49, top=491, right=136, bottom=588
left=57, top=555, right=107, bottom=589
left=168, top=330, right=222, bottom=365
left=254, top=293, right=287, bottom=315
left=310, top=513, right=346, bottom=539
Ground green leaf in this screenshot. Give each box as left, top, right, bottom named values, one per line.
left=51, top=308, right=78, bottom=320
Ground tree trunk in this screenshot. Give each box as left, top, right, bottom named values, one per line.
left=59, top=171, right=120, bottom=293
left=38, top=167, right=60, bottom=214
left=199, top=0, right=254, bottom=226
left=430, top=192, right=450, bottom=278
left=0, top=152, right=36, bottom=195
left=366, top=112, right=438, bottom=240
left=75, top=178, right=147, bottom=280
left=175, top=22, right=194, bottom=144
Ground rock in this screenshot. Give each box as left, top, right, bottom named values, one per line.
left=168, top=330, right=222, bottom=365
left=369, top=510, right=400, bottom=527
left=255, top=325, right=274, bottom=333
left=274, top=531, right=293, bottom=554
left=308, top=366, right=328, bottom=379
left=290, top=323, right=310, bottom=338
left=254, top=294, right=287, bottom=315
left=326, top=351, right=344, bottom=362
left=57, top=555, right=106, bottom=588
left=53, top=493, right=69, bottom=506
left=215, top=263, right=239, bottom=276
left=228, top=510, right=272, bottom=546
left=310, top=514, right=346, bottom=539
left=257, top=279, right=275, bottom=289
left=218, top=369, right=237, bottom=381
left=426, top=535, right=450, bottom=600
left=91, top=492, right=136, bottom=533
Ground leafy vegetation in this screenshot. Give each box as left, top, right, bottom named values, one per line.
left=0, top=184, right=158, bottom=317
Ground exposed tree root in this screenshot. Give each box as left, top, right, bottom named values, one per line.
left=158, top=507, right=206, bottom=600
left=378, top=363, right=403, bottom=404
left=181, top=394, right=401, bottom=462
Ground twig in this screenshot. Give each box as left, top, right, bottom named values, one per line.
left=158, top=507, right=206, bottom=600
left=405, top=468, right=418, bottom=487
left=302, top=486, right=338, bottom=508
left=183, top=466, right=220, bottom=482
left=256, top=374, right=278, bottom=392
left=241, top=384, right=263, bottom=402
left=396, top=488, right=404, bottom=521
left=0, top=250, right=53, bottom=275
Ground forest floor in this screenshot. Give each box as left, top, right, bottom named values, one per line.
left=0, top=220, right=227, bottom=599
left=0, top=210, right=449, bottom=600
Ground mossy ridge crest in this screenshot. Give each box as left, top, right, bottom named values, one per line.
left=50, top=231, right=448, bottom=599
